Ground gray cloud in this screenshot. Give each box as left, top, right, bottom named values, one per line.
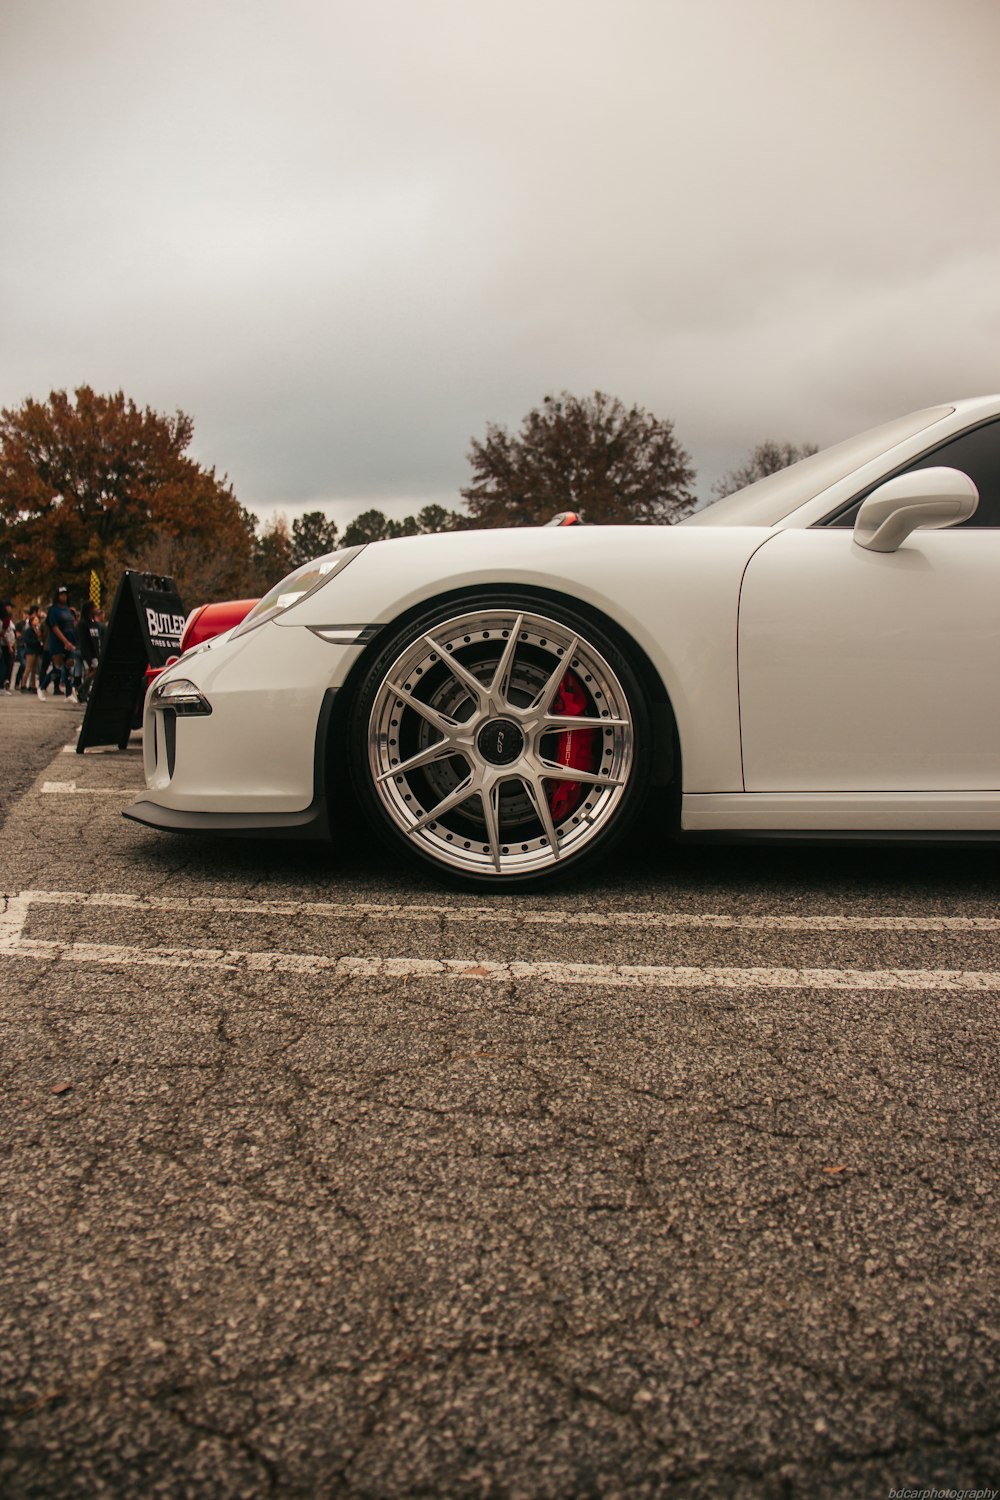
left=2, top=0, right=998, bottom=524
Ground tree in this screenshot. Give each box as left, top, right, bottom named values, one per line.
left=712, top=439, right=819, bottom=500
left=290, top=510, right=339, bottom=567
left=239, top=504, right=259, bottom=539
left=461, top=391, right=696, bottom=527
left=340, top=504, right=471, bottom=546
left=341, top=509, right=395, bottom=547
left=251, top=515, right=294, bottom=593
left=387, top=514, right=419, bottom=540
left=415, top=503, right=468, bottom=533
left=107, top=527, right=252, bottom=608
left=0, top=386, right=251, bottom=605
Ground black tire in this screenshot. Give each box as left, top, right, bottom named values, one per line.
left=347, top=590, right=652, bottom=889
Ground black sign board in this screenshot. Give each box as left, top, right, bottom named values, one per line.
left=77, top=571, right=186, bottom=752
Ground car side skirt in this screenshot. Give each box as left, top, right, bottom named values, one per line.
left=682, top=790, right=1000, bottom=834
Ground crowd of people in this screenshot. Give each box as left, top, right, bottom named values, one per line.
left=1, top=586, right=106, bottom=704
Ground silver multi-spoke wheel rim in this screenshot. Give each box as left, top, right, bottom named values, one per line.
left=368, top=609, right=635, bottom=876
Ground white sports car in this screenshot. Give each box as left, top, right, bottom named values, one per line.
left=126, top=395, right=1000, bottom=886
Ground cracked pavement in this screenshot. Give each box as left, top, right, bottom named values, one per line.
left=0, top=693, right=998, bottom=1497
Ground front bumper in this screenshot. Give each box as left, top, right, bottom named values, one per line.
left=124, top=619, right=363, bottom=835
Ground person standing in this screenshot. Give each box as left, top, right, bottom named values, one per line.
left=20, top=605, right=42, bottom=692
left=12, top=609, right=27, bottom=688
left=40, top=586, right=74, bottom=700
left=0, top=601, right=15, bottom=692
left=67, top=606, right=83, bottom=702
left=78, top=600, right=105, bottom=704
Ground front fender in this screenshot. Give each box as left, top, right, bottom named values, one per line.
left=287, top=526, right=767, bottom=794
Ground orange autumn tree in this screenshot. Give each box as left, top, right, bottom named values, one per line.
left=0, top=386, right=252, bottom=606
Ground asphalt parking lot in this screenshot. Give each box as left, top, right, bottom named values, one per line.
left=1, top=691, right=998, bottom=1498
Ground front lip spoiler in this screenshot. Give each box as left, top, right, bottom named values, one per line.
left=123, top=797, right=330, bottom=841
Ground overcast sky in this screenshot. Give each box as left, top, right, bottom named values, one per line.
left=2, top=0, right=999, bottom=530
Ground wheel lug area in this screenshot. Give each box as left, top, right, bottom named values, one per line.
left=476, top=716, right=525, bottom=767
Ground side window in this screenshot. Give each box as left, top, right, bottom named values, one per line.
left=828, top=419, right=1000, bottom=528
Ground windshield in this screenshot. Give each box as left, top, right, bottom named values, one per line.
left=684, top=405, right=954, bottom=528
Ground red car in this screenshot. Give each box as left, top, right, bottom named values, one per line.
left=143, top=598, right=258, bottom=695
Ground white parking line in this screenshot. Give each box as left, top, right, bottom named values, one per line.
left=1, top=891, right=999, bottom=990
left=2, top=938, right=999, bottom=989
left=7, top=889, right=1000, bottom=933
left=62, top=743, right=141, bottom=754
left=0, top=895, right=31, bottom=949
left=41, top=782, right=140, bottom=795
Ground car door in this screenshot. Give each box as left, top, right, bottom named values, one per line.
left=738, top=419, right=1000, bottom=794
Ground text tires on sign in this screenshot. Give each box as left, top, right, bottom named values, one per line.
left=348, top=594, right=650, bottom=888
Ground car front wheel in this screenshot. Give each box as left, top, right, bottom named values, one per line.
left=348, top=597, right=650, bottom=887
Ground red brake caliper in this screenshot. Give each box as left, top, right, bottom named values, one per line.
left=547, top=669, right=600, bottom=823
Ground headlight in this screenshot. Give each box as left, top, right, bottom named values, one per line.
left=231, top=545, right=365, bottom=639
left=149, top=677, right=213, bottom=716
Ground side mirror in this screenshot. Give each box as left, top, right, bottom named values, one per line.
left=853, top=466, right=978, bottom=553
